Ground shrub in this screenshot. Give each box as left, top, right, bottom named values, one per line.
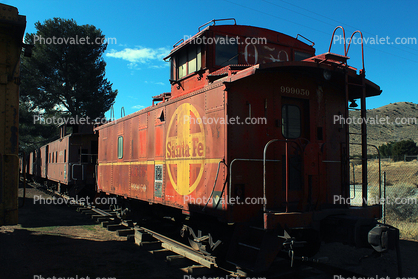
left=378, top=140, right=418, bottom=161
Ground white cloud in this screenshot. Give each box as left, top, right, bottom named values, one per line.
left=128, top=62, right=141, bottom=70
left=144, top=81, right=165, bottom=86
left=149, top=64, right=169, bottom=69
left=106, top=47, right=170, bottom=64
left=131, top=104, right=145, bottom=110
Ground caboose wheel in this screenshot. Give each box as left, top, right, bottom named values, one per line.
left=180, top=224, right=221, bottom=255
left=188, top=238, right=208, bottom=254
left=288, top=227, right=321, bottom=257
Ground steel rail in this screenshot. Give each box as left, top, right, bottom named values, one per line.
left=139, top=226, right=217, bottom=269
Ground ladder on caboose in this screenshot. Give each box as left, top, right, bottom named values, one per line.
left=328, top=26, right=378, bottom=206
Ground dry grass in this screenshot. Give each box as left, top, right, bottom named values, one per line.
left=350, top=160, right=418, bottom=240
left=385, top=220, right=418, bottom=241
left=351, top=159, right=418, bottom=187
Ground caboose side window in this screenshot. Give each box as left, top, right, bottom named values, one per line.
left=176, top=45, right=202, bottom=80
left=170, top=57, right=176, bottom=81
left=178, top=51, right=187, bottom=79
left=196, top=46, right=202, bottom=72
left=189, top=46, right=197, bottom=74
left=118, top=136, right=123, bottom=159
left=294, top=51, right=312, bottom=61
left=282, top=105, right=301, bottom=138
left=215, top=35, right=238, bottom=66
left=188, top=44, right=201, bottom=74
left=81, top=149, right=88, bottom=163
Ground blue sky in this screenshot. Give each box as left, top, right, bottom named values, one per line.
left=6, top=0, right=418, bottom=118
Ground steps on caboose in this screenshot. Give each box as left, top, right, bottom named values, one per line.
left=226, top=224, right=283, bottom=273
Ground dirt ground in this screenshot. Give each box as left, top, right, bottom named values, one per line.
left=1, top=185, right=417, bottom=279
left=0, top=185, right=186, bottom=279
left=317, top=240, right=418, bottom=277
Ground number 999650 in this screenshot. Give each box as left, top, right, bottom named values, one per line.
left=280, top=86, right=310, bottom=96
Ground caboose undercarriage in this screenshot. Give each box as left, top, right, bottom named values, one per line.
left=103, top=192, right=399, bottom=274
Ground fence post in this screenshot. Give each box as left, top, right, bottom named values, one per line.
left=383, top=171, right=386, bottom=224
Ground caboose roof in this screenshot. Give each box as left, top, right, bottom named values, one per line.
left=163, top=24, right=314, bottom=61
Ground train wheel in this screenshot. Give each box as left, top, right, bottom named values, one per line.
left=288, top=227, right=321, bottom=257
left=180, top=224, right=222, bottom=255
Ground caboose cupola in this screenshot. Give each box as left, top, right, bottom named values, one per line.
left=164, top=19, right=315, bottom=98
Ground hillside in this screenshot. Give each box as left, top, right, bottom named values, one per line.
left=348, top=102, right=418, bottom=155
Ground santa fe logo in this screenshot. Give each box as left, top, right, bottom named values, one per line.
left=166, top=103, right=205, bottom=195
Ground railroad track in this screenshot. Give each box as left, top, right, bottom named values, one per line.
left=24, top=180, right=373, bottom=279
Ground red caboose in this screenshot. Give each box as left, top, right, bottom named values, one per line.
left=96, top=20, right=397, bottom=272
left=28, top=124, right=98, bottom=196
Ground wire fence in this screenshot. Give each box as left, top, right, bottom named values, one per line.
left=350, top=158, right=418, bottom=241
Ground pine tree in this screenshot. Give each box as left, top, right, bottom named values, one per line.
left=20, top=18, right=117, bottom=119
left=392, top=139, right=418, bottom=161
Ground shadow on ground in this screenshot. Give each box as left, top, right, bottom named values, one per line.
left=0, top=186, right=186, bottom=279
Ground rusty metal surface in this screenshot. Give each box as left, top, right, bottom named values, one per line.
left=46, top=133, right=97, bottom=186
left=25, top=126, right=98, bottom=196
left=96, top=23, right=382, bottom=238
left=165, top=25, right=316, bottom=99
left=89, top=22, right=391, bottom=273
left=97, top=90, right=226, bottom=211
left=39, top=145, right=47, bottom=178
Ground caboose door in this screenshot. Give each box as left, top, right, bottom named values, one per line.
left=275, top=97, right=310, bottom=211
left=280, top=97, right=310, bottom=141
left=44, top=145, right=48, bottom=178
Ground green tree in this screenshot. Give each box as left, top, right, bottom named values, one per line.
left=19, top=101, right=59, bottom=155
left=19, top=18, right=117, bottom=154
left=392, top=139, right=418, bottom=161
left=20, top=18, right=117, bottom=119
left=378, top=141, right=395, bottom=158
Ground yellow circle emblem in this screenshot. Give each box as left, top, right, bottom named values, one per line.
left=166, top=103, right=205, bottom=195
